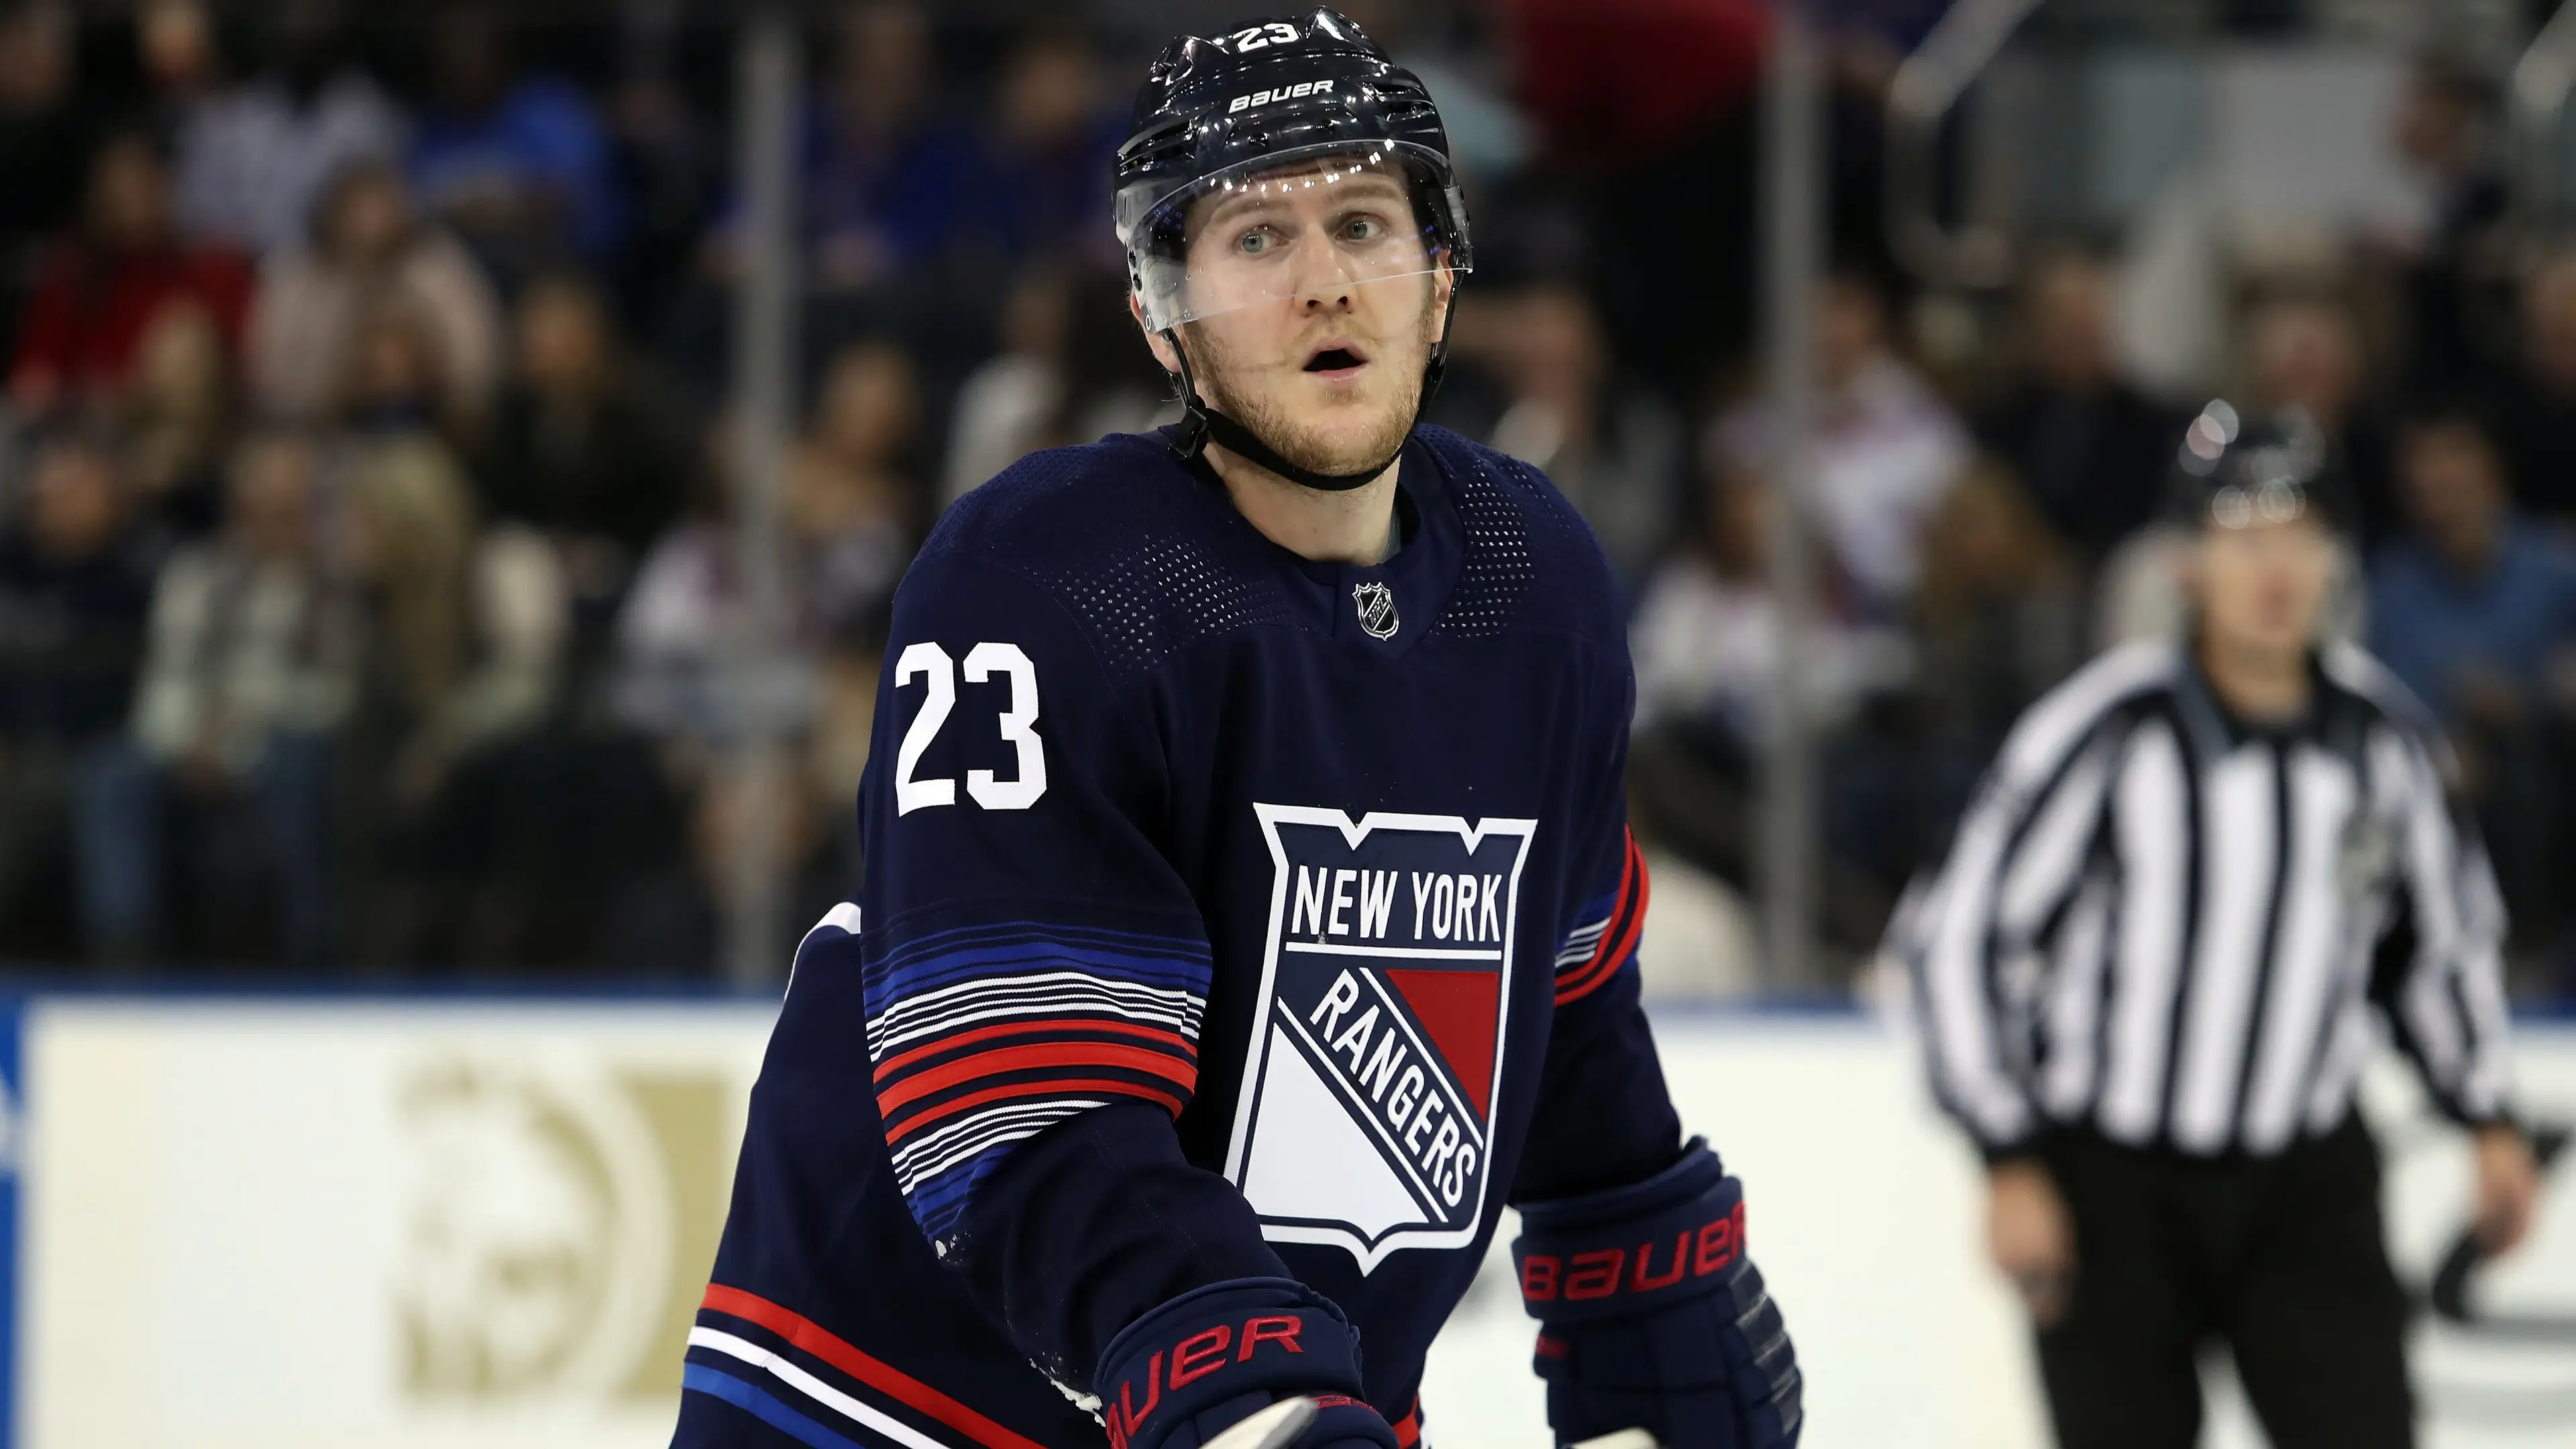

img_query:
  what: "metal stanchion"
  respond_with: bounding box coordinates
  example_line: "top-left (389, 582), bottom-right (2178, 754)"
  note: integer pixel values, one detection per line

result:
top-left (724, 11), bottom-right (801, 987)
top-left (1760, 3), bottom-right (1824, 990)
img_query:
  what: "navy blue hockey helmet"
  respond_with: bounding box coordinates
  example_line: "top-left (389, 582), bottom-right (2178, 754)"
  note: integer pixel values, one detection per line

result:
top-left (2167, 401), bottom-right (2351, 533)
top-left (1115, 9), bottom-right (1472, 488)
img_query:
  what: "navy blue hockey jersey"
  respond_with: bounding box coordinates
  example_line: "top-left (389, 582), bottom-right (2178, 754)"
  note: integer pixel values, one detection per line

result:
top-left (677, 426), bottom-right (1684, 1449)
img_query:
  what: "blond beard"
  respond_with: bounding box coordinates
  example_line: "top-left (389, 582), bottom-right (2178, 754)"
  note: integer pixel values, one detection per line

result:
top-left (1183, 303), bottom-right (1436, 482)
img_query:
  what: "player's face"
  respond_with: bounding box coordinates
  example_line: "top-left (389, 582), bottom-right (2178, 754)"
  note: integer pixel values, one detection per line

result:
top-left (1162, 161), bottom-right (1452, 479)
top-left (2195, 513), bottom-right (2334, 664)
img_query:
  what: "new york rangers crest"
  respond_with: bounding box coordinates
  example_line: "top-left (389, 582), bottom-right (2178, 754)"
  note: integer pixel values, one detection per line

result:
top-left (1226, 804), bottom-right (1538, 1271)
top-left (1352, 582), bottom-right (1398, 639)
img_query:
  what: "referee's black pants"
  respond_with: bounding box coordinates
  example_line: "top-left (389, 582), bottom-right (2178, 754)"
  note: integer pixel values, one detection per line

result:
top-left (2033, 1114), bottom-right (2414, 1449)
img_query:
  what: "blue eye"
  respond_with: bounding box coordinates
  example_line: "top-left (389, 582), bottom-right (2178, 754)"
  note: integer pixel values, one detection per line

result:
top-left (1342, 215), bottom-right (1383, 242)
top-left (1237, 227), bottom-right (1277, 256)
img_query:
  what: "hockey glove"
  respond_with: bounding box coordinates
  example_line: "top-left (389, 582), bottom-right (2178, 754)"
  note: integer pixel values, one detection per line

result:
top-left (1513, 1140), bottom-right (1803, 1449)
top-left (1095, 1278), bottom-right (1400, 1449)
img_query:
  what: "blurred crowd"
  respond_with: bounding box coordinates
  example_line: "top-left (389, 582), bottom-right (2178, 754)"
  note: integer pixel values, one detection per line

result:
top-left (2, 0), bottom-right (2573, 994)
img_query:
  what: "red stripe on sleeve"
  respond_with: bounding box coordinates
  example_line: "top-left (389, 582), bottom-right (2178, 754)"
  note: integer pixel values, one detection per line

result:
top-left (1557, 833), bottom-right (1650, 1006)
top-left (881, 1075), bottom-right (1189, 1144)
top-left (871, 1016), bottom-right (1196, 1085)
top-left (699, 1283), bottom-right (1051, 1449)
top-left (875, 1039), bottom-right (1199, 1114)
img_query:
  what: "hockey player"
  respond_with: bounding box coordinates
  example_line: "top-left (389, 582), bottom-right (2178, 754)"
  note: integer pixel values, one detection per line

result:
top-left (674, 12), bottom-right (1802, 1449)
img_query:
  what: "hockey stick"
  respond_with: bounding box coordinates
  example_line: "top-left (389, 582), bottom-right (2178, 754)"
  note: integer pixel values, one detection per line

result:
top-left (1200, 1401), bottom-right (1667, 1449)
top-left (1203, 1398), bottom-right (1321, 1449)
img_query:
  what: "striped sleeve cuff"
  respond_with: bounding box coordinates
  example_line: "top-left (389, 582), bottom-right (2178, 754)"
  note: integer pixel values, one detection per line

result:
top-left (864, 920), bottom-right (1212, 1246)
top-left (1554, 829), bottom-right (1648, 1008)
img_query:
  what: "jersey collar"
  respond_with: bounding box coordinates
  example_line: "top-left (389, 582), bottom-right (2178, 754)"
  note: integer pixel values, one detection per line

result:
top-left (1169, 428), bottom-right (1464, 660)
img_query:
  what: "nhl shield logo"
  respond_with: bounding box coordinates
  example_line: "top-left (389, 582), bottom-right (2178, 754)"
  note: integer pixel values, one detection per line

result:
top-left (1225, 804), bottom-right (1538, 1271)
top-left (1351, 582), bottom-right (1399, 640)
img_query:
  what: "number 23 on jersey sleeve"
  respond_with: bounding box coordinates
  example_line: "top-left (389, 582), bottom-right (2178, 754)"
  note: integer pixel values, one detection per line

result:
top-left (856, 548), bottom-right (1214, 1254)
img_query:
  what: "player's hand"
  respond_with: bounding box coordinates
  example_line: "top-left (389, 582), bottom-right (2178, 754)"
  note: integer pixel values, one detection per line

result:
top-left (1986, 1159), bottom-right (2075, 1326)
top-left (1095, 1279), bottom-right (1397, 1449)
top-left (2473, 1123), bottom-right (2540, 1256)
top-left (1515, 1140), bottom-right (1802, 1449)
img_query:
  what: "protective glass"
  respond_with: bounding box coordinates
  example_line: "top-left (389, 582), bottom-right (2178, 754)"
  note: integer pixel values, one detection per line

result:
top-left (1118, 142), bottom-right (1468, 331)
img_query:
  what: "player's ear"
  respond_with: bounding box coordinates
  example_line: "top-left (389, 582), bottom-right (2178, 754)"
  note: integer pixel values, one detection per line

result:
top-left (1429, 259), bottom-right (1456, 347)
top-left (1130, 292), bottom-right (1183, 374)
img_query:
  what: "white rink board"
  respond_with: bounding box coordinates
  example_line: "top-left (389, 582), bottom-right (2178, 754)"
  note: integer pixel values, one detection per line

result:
top-left (18, 998), bottom-right (2576, 1448)
top-left (19, 998), bottom-right (778, 1449)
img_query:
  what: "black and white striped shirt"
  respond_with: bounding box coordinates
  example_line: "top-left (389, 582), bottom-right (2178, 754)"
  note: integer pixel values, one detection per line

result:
top-left (1900, 639), bottom-right (2513, 1160)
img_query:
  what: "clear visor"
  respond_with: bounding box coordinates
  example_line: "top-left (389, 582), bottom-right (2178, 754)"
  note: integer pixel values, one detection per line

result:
top-left (1120, 144), bottom-right (1466, 331)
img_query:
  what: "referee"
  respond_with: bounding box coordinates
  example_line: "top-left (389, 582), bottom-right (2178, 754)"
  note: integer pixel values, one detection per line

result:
top-left (1901, 405), bottom-right (2542, 1449)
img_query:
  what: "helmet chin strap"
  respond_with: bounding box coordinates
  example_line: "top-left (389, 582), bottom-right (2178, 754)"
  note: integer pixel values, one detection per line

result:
top-left (1161, 286), bottom-right (1457, 494)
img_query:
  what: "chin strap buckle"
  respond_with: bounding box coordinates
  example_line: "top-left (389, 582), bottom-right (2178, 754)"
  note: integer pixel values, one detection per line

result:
top-left (1171, 401), bottom-right (1211, 462)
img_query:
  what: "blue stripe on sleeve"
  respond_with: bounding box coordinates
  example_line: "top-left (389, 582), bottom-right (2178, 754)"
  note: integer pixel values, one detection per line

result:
top-left (869, 939), bottom-right (1211, 1002)
top-left (681, 1363), bottom-right (871, 1449)
top-left (877, 916), bottom-right (1211, 965)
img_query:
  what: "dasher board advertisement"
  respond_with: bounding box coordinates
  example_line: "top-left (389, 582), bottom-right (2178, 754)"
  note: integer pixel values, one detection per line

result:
top-left (12, 998), bottom-right (2576, 1449)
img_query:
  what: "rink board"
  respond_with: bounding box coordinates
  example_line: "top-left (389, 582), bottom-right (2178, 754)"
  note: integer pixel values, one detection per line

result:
top-left (9, 994), bottom-right (2576, 1449)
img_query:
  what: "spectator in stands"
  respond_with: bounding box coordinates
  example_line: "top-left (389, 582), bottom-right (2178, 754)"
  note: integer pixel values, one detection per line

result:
top-left (0, 1), bottom-right (97, 338)
top-left (9, 126), bottom-right (253, 413)
top-left (1972, 250), bottom-right (2179, 565)
top-left (1486, 280), bottom-right (1686, 593)
top-left (250, 158), bottom-right (502, 429)
top-left (597, 0), bottom-right (721, 328)
top-left (474, 272), bottom-right (700, 644)
top-left (131, 0), bottom-right (219, 119)
top-left (788, 339), bottom-right (920, 639)
top-left (941, 263), bottom-right (1072, 504)
top-left (806, 633), bottom-right (879, 870)
top-left (596, 740), bottom-right (846, 978)
top-left (1048, 261), bottom-right (1181, 442)
top-left (1499, 0), bottom-right (1768, 386)
top-left (614, 337), bottom-right (921, 747)
top-left (335, 436), bottom-right (567, 963)
top-left (0, 421), bottom-right (158, 747)
top-left (2383, 49), bottom-right (2508, 395)
top-left (1627, 457), bottom-right (1891, 953)
top-left (74, 429), bottom-right (356, 964)
top-left (2489, 247), bottom-right (2576, 525)
top-left (118, 302), bottom-right (232, 535)
top-left (1708, 266), bottom-right (1971, 617)
top-left (409, 5), bottom-right (621, 282)
top-left (2369, 403), bottom-right (2576, 951)
top-left (1631, 464), bottom-right (1788, 753)
top-left (938, 264), bottom-right (1171, 506)
top-left (1908, 460), bottom-right (2086, 828)
top-left (333, 294), bottom-right (467, 443)
top-left (953, 28), bottom-right (1122, 272)
top-left (346, 439), bottom-right (567, 798)
top-left (796, 1), bottom-right (974, 293)
top-left (2243, 291), bottom-right (2398, 545)
top-left (0, 423), bottom-right (159, 951)
top-left (168, 0), bottom-right (405, 256)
